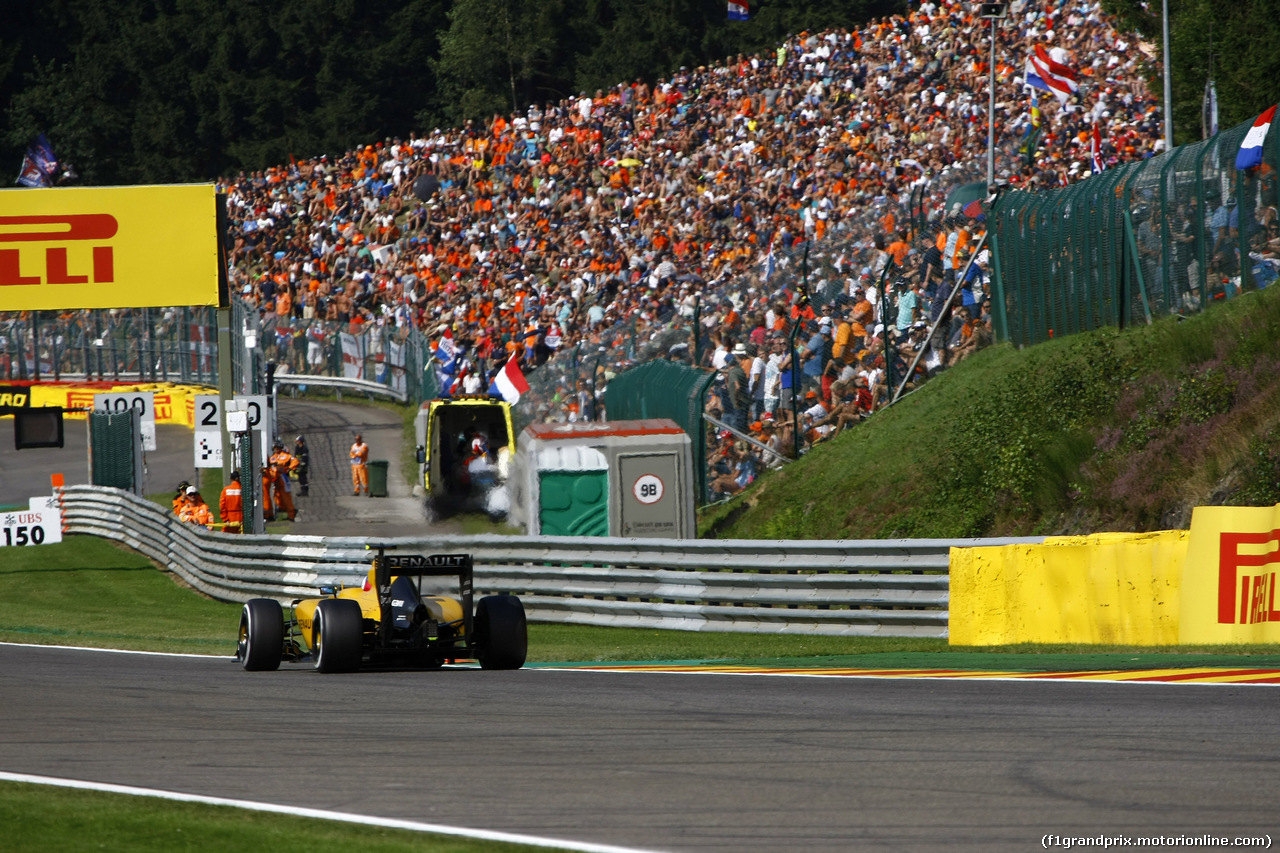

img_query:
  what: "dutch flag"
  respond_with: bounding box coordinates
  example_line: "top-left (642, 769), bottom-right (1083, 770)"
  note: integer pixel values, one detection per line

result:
top-left (1236, 105), bottom-right (1276, 171)
top-left (1024, 46), bottom-right (1079, 105)
top-left (489, 355), bottom-right (530, 404)
top-left (727, 1), bottom-right (749, 21)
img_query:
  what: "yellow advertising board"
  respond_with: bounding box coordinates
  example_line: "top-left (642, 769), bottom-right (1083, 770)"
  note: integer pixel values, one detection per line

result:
top-left (0, 184), bottom-right (224, 310)
top-left (949, 531), bottom-right (1187, 646)
top-left (1180, 505), bottom-right (1280, 643)
top-left (24, 382), bottom-right (213, 426)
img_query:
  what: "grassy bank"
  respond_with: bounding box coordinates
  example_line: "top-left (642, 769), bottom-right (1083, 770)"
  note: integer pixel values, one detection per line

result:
top-left (703, 284), bottom-right (1280, 540)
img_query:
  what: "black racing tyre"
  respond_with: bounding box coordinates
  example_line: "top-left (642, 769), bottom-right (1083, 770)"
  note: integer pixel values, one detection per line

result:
top-left (473, 595), bottom-right (527, 670)
top-left (238, 599), bottom-right (284, 672)
top-left (312, 599), bottom-right (364, 673)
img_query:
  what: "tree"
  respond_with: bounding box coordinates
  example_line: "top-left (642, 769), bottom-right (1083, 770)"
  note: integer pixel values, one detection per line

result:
top-left (432, 0), bottom-right (562, 127)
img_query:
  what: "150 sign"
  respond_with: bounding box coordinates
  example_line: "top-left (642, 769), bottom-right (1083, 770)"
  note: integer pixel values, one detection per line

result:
top-left (1, 498), bottom-right (62, 547)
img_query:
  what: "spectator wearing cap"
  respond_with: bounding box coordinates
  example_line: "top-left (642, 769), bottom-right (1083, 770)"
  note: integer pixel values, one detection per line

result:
top-left (801, 389), bottom-right (833, 444)
top-left (178, 486), bottom-right (214, 528)
top-left (896, 279), bottom-right (924, 332)
top-left (172, 480), bottom-right (192, 516)
top-left (801, 318), bottom-right (831, 394)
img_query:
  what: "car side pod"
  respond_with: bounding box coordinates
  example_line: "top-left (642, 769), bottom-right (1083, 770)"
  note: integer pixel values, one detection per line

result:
top-left (239, 599), bottom-right (285, 671)
top-left (312, 598), bottom-right (364, 673)
top-left (473, 594), bottom-right (528, 670)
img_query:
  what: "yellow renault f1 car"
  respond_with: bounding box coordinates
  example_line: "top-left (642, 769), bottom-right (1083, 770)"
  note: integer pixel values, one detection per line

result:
top-left (236, 549), bottom-right (526, 673)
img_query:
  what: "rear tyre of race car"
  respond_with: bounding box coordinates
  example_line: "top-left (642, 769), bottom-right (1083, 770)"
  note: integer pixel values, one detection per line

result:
top-left (313, 599), bottom-right (364, 673)
top-left (239, 599), bottom-right (284, 672)
top-left (473, 595), bottom-right (527, 670)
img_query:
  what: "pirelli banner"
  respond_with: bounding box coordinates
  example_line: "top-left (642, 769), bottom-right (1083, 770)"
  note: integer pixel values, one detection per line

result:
top-left (1181, 505), bottom-right (1280, 643)
top-left (0, 184), bottom-right (227, 310)
top-left (950, 504), bottom-right (1280, 645)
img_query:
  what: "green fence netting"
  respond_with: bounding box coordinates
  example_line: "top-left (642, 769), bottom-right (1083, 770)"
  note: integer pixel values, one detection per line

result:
top-left (89, 411), bottom-right (136, 490)
top-left (993, 108), bottom-right (1280, 347)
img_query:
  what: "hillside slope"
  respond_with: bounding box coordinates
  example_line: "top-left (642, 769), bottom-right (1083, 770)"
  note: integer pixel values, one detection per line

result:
top-left (704, 285), bottom-right (1280, 540)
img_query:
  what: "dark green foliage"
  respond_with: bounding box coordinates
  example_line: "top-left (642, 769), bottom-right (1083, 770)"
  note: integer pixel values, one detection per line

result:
top-left (1101, 0), bottom-right (1280, 142)
top-left (1235, 431), bottom-right (1280, 507)
top-left (2, 0), bottom-right (904, 184)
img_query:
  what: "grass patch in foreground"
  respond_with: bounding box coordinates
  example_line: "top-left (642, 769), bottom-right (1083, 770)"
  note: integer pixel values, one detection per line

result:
top-left (0, 781), bottom-right (554, 853)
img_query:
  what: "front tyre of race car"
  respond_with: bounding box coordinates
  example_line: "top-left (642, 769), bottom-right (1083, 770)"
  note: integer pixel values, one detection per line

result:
top-left (238, 599), bottom-right (284, 671)
top-left (312, 598), bottom-right (364, 673)
top-left (473, 595), bottom-right (527, 670)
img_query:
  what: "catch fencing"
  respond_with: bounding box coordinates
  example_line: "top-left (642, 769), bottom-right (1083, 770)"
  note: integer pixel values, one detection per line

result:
top-left (991, 109), bottom-right (1280, 347)
top-left (58, 484), bottom-right (1044, 638)
top-left (0, 297), bottom-right (440, 406)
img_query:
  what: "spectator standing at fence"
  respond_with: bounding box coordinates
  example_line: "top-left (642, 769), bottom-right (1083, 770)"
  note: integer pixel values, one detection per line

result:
top-left (293, 435), bottom-right (311, 496)
top-left (722, 350), bottom-right (749, 433)
top-left (350, 433), bottom-right (370, 496)
top-left (801, 318), bottom-right (830, 394)
top-left (269, 441), bottom-right (299, 520)
top-left (219, 472), bottom-right (243, 534)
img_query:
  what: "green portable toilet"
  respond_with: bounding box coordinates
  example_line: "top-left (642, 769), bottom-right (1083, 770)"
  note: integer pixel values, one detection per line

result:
top-left (534, 445), bottom-right (610, 536)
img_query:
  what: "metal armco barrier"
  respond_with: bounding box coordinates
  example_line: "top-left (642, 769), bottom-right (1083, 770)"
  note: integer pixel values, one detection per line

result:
top-left (58, 485), bottom-right (1044, 638)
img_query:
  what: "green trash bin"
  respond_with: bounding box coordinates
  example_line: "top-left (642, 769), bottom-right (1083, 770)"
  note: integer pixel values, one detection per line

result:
top-left (367, 460), bottom-right (389, 497)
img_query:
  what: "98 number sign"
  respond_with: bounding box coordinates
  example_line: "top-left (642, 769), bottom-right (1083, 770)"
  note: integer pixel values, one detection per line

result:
top-left (632, 474), bottom-right (665, 505)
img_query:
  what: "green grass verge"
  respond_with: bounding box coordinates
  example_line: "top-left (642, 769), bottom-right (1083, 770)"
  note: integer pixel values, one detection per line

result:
top-left (0, 781), bottom-right (555, 853)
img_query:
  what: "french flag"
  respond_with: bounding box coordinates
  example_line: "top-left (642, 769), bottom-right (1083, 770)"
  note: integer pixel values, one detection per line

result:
top-left (727, 1), bottom-right (748, 21)
top-left (1236, 105), bottom-right (1276, 170)
top-left (1025, 46), bottom-right (1078, 105)
top-left (489, 355), bottom-right (530, 404)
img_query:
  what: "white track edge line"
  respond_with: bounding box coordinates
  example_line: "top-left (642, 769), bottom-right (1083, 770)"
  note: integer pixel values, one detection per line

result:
top-left (0, 771), bottom-right (668, 853)
top-left (0, 641), bottom-right (227, 659)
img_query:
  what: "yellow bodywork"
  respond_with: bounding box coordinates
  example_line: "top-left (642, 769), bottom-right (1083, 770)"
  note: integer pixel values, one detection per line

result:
top-left (294, 567), bottom-right (466, 651)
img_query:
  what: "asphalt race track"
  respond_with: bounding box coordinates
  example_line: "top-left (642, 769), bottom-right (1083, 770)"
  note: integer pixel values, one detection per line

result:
top-left (3, 645), bottom-right (1278, 852)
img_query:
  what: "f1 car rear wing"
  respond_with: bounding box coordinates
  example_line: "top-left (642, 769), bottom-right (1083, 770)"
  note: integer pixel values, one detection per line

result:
top-left (367, 546), bottom-right (474, 646)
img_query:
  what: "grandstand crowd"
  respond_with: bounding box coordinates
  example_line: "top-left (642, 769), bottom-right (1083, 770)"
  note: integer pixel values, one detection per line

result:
top-left (215, 0), bottom-right (1164, 498)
